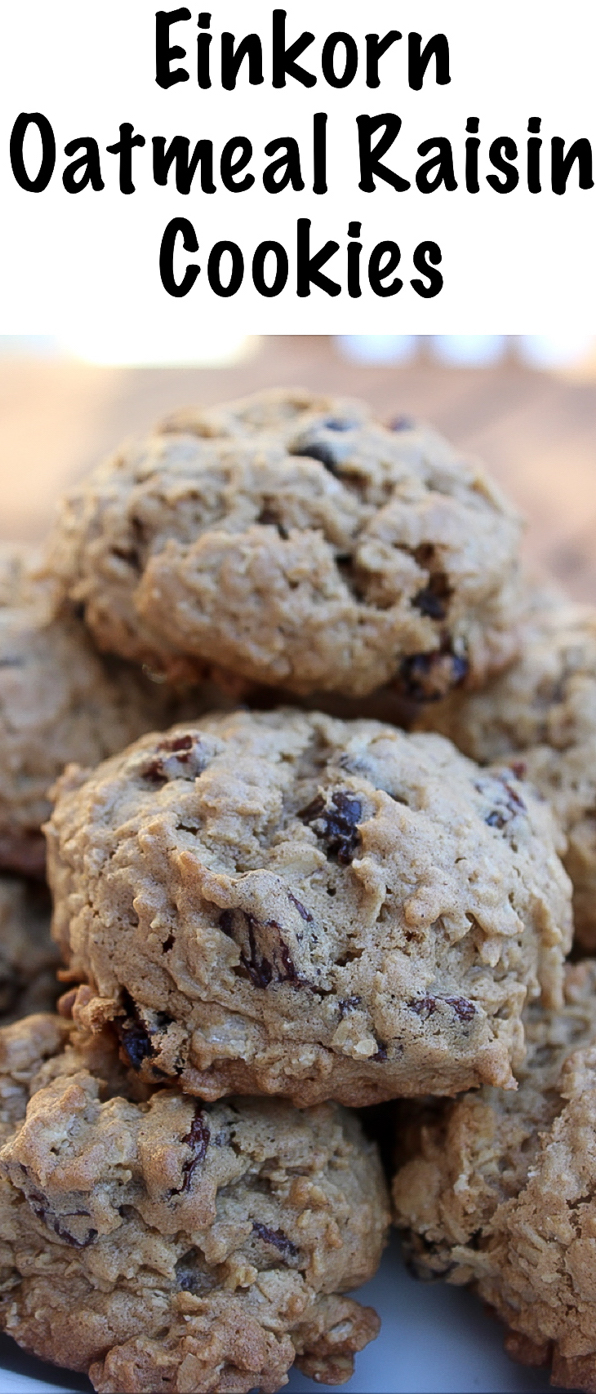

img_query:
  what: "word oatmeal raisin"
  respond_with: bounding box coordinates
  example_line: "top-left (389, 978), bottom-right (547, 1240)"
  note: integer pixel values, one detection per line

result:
top-left (43, 388), bottom-right (523, 699)
top-left (46, 708), bottom-right (572, 1106)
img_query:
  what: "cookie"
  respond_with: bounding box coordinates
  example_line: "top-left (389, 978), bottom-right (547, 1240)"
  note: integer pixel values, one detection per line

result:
top-left (46, 708), bottom-right (571, 1106)
top-left (392, 959), bottom-right (596, 1394)
top-left (0, 1013), bottom-right (388, 1393)
top-left (0, 1012), bottom-right (71, 1146)
top-left (414, 587), bottom-right (596, 949)
top-left (0, 875), bottom-right (60, 1022)
top-left (43, 388), bottom-right (523, 699)
top-left (0, 543), bottom-right (225, 879)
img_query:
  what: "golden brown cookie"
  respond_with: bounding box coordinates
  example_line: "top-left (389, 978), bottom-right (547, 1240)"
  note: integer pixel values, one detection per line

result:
top-left (46, 708), bottom-right (571, 1105)
top-left (43, 388), bottom-right (523, 699)
top-left (0, 1013), bottom-right (388, 1393)
top-left (414, 586), bottom-right (596, 949)
top-left (0, 542), bottom-right (226, 878)
top-left (392, 959), bottom-right (596, 1394)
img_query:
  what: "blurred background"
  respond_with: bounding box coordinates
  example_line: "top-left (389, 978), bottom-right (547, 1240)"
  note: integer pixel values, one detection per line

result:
top-left (2, 331), bottom-right (596, 600)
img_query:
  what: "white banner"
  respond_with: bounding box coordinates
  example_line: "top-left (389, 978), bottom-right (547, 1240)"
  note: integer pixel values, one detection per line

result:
top-left (0, 0), bottom-right (594, 332)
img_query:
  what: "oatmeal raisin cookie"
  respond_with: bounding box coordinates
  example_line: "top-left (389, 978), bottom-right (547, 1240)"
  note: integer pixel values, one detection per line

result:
top-left (0, 1014), bottom-right (387, 1392)
top-left (415, 587), bottom-right (596, 949)
top-left (0, 543), bottom-right (221, 878)
top-left (392, 959), bottom-right (596, 1393)
top-left (43, 388), bottom-right (523, 699)
top-left (46, 708), bottom-right (571, 1105)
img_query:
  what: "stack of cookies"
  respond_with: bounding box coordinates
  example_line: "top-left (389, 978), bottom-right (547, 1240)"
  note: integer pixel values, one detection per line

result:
top-left (0, 387), bottom-right (594, 1392)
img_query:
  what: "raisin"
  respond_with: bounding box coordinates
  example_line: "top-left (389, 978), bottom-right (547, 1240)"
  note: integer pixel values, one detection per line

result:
top-left (290, 420), bottom-right (357, 474)
top-left (142, 734), bottom-right (206, 784)
top-left (299, 790), bottom-right (362, 864)
top-left (30, 1196), bottom-right (97, 1248)
top-left (400, 649), bottom-right (468, 702)
top-left (501, 778), bottom-right (525, 812)
top-left (287, 891), bottom-right (313, 922)
top-left (158, 734), bottom-right (194, 757)
top-left (483, 772), bottom-right (526, 829)
top-left (119, 1020), bottom-right (154, 1070)
top-left (412, 571), bottom-right (452, 622)
top-left (510, 761), bottom-right (527, 781)
top-left (117, 993), bottom-right (156, 1071)
top-left (443, 996), bottom-right (476, 1022)
top-left (219, 909), bottom-right (300, 989)
top-left (410, 996), bottom-right (438, 1018)
top-left (180, 1107), bottom-right (211, 1192)
top-left (252, 1222), bottom-right (299, 1259)
top-left (298, 793), bottom-right (325, 823)
top-left (409, 996), bottom-right (476, 1023)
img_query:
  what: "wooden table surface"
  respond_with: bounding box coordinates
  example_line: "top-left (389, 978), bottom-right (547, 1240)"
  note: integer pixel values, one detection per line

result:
top-left (2, 335), bottom-right (596, 602)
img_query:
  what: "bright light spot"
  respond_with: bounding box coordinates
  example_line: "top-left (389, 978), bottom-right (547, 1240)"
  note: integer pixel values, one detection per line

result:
top-left (516, 335), bottom-right (596, 369)
top-left (56, 327), bottom-right (255, 368)
top-left (336, 335), bottom-right (417, 365)
top-left (431, 335), bottom-right (507, 366)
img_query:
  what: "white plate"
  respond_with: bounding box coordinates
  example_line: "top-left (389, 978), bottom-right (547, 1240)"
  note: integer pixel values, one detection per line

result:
top-left (0, 1233), bottom-right (561, 1394)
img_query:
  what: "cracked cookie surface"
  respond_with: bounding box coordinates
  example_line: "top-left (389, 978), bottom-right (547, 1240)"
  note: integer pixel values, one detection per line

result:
top-left (43, 388), bottom-right (523, 699)
top-left (392, 960), bottom-right (596, 1394)
top-left (46, 707), bottom-right (571, 1105)
top-left (0, 1013), bottom-right (387, 1393)
top-left (414, 587), bottom-right (596, 950)
top-left (0, 543), bottom-right (222, 879)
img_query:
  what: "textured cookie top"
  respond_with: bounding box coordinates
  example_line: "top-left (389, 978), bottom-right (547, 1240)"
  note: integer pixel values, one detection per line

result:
top-left (47, 708), bottom-right (571, 1106)
top-left (415, 588), bottom-right (596, 950)
top-left (0, 876), bottom-right (60, 1023)
top-left (0, 543), bottom-right (219, 879)
top-left (0, 1012), bottom-right (387, 1393)
top-left (415, 585), bottom-right (596, 758)
top-left (44, 388), bottom-right (523, 698)
top-left (0, 1011), bottom-right (70, 1145)
top-left (392, 960), bottom-right (596, 1393)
